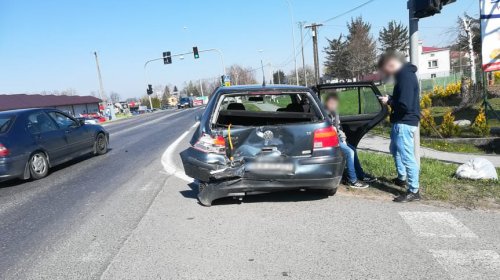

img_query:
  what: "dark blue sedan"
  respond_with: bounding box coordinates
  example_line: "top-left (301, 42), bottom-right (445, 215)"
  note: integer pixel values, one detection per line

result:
top-left (0, 108), bottom-right (109, 182)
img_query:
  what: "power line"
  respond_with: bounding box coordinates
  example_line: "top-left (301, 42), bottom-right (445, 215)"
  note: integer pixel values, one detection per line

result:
top-left (277, 30), bottom-right (312, 68)
top-left (321, 0), bottom-right (375, 24)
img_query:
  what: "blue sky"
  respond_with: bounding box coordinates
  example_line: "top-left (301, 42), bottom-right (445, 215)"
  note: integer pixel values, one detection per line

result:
top-left (0, 0), bottom-right (479, 99)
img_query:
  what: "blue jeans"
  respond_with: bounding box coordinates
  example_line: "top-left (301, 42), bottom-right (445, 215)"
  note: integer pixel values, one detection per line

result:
top-left (390, 123), bottom-right (420, 193)
top-left (339, 141), bottom-right (365, 183)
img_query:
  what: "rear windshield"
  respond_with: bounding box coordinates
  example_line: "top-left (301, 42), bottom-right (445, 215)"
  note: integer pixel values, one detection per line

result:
top-left (215, 91), bottom-right (323, 127)
top-left (0, 117), bottom-right (14, 134)
top-left (180, 98), bottom-right (190, 102)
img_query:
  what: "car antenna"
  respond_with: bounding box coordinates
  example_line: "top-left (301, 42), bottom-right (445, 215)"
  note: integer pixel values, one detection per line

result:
top-left (260, 59), bottom-right (266, 86)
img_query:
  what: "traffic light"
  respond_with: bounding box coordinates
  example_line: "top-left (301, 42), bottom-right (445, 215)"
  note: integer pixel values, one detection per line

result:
top-left (193, 47), bottom-right (199, 59)
top-left (147, 84), bottom-right (153, 95)
top-left (414, 0), bottom-right (456, 19)
top-left (163, 51), bottom-right (172, 64)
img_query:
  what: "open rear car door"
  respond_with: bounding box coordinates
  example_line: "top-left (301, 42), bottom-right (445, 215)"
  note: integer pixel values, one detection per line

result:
top-left (315, 82), bottom-right (388, 147)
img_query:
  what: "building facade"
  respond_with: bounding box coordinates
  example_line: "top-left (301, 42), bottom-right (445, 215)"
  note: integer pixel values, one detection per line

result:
top-left (418, 45), bottom-right (451, 79)
top-left (0, 94), bottom-right (101, 116)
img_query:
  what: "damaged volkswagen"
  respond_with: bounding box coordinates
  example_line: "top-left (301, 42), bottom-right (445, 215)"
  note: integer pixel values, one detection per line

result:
top-left (180, 84), bottom-right (387, 206)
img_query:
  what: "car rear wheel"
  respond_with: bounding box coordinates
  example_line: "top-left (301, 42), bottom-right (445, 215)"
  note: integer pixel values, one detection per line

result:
top-left (94, 133), bottom-right (108, 155)
top-left (29, 152), bottom-right (49, 180)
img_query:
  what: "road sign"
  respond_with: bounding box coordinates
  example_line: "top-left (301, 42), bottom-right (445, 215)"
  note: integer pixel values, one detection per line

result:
top-left (481, 0), bottom-right (500, 72)
top-left (221, 75), bottom-right (231, 87)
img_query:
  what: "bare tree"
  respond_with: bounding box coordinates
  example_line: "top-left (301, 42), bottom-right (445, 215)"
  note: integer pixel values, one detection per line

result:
top-left (109, 92), bottom-right (121, 103)
top-left (287, 66), bottom-right (315, 86)
top-left (228, 64), bottom-right (257, 85)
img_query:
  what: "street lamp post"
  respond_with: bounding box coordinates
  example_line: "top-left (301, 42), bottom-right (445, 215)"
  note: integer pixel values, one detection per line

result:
top-left (284, 0), bottom-right (299, 86)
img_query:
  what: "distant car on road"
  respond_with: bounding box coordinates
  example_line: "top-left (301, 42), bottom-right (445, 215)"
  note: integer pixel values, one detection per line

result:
top-left (180, 84), bottom-right (387, 206)
top-left (0, 108), bottom-right (109, 182)
top-left (177, 97), bottom-right (193, 109)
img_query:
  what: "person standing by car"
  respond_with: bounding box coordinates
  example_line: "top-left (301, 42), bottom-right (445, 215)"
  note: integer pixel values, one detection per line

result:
top-left (324, 95), bottom-right (376, 189)
top-left (377, 52), bottom-right (421, 203)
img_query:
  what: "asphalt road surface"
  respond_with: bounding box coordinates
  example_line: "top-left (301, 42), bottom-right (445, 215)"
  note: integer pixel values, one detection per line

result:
top-left (1, 108), bottom-right (499, 280)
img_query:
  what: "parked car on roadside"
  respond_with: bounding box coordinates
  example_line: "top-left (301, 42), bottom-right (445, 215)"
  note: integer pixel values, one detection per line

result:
top-left (0, 108), bottom-right (109, 182)
top-left (180, 83), bottom-right (387, 206)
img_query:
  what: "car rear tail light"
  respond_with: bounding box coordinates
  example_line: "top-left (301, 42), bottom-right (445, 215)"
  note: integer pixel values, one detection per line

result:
top-left (193, 134), bottom-right (226, 154)
top-left (313, 126), bottom-right (339, 149)
top-left (0, 143), bottom-right (9, 157)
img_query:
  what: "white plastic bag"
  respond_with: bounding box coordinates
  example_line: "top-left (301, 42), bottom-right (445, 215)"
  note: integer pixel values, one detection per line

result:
top-left (455, 158), bottom-right (498, 180)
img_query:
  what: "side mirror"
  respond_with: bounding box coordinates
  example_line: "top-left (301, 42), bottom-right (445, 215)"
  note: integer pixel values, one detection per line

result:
top-left (195, 114), bottom-right (202, 122)
top-left (78, 119), bottom-right (86, 126)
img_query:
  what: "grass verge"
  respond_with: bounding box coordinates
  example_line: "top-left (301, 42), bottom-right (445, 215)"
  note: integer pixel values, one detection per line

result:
top-left (369, 125), bottom-right (490, 154)
top-left (357, 151), bottom-right (500, 209)
top-left (420, 139), bottom-right (485, 154)
top-left (241, 102), bottom-right (262, 112)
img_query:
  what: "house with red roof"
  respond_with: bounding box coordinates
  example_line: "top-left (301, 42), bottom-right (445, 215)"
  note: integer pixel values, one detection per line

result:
top-left (0, 94), bottom-right (101, 116)
top-left (417, 43), bottom-right (451, 79)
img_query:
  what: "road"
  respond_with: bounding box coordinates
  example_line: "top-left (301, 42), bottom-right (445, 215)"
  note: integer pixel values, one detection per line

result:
top-left (1, 108), bottom-right (499, 279)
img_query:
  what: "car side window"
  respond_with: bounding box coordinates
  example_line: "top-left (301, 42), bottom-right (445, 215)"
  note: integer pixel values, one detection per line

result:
top-left (27, 112), bottom-right (58, 134)
top-left (360, 87), bottom-right (382, 115)
top-left (48, 112), bottom-right (77, 129)
top-left (321, 86), bottom-right (381, 116)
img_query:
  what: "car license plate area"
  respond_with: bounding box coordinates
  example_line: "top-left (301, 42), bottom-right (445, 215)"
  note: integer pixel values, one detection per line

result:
top-left (245, 161), bottom-right (294, 175)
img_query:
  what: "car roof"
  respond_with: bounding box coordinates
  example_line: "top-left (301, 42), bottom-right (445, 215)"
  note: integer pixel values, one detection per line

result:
top-left (0, 108), bottom-right (46, 116)
top-left (217, 84), bottom-right (310, 93)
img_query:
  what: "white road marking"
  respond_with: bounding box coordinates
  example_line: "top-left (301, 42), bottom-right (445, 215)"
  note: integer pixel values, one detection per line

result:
top-left (111, 108), bottom-right (198, 136)
top-left (430, 250), bottom-right (500, 280)
top-left (399, 212), bottom-right (478, 238)
top-left (161, 122), bottom-right (199, 182)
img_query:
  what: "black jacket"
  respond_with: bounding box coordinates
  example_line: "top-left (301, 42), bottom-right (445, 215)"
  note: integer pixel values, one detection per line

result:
top-left (388, 63), bottom-right (420, 126)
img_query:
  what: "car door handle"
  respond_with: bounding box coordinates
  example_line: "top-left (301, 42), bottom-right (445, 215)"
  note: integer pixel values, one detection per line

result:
top-left (65, 130), bottom-right (71, 134)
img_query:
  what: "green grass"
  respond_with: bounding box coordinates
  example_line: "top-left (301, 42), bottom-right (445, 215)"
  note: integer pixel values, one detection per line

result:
top-left (270, 96), bottom-right (292, 108)
top-left (241, 102), bottom-right (262, 112)
top-left (420, 139), bottom-right (485, 154)
top-left (369, 124), bottom-right (488, 154)
top-left (358, 151), bottom-right (500, 208)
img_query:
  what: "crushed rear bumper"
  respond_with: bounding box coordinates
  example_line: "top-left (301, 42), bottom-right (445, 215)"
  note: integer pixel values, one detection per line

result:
top-left (197, 176), bottom-right (342, 206)
top-left (180, 147), bottom-right (345, 206)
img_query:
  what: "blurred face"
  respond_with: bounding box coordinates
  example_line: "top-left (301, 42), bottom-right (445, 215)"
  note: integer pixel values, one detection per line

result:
top-left (380, 57), bottom-right (403, 76)
top-left (325, 97), bottom-right (339, 112)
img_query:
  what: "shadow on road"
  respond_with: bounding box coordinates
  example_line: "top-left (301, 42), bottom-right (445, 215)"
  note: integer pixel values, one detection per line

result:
top-left (180, 181), bottom-right (329, 206)
top-left (365, 178), bottom-right (405, 196)
top-left (0, 149), bottom-right (113, 189)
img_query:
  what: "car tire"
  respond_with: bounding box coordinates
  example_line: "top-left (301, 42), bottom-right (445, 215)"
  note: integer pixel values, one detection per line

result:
top-left (94, 133), bottom-right (108, 155)
top-left (29, 152), bottom-right (49, 180)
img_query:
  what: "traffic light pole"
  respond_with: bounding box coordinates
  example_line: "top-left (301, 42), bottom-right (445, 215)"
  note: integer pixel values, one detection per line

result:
top-left (408, 0), bottom-right (420, 166)
top-left (144, 49), bottom-right (226, 104)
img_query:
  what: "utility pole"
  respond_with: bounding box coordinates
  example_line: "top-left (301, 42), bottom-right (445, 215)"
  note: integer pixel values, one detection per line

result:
top-left (408, 0), bottom-right (420, 165)
top-left (199, 79), bottom-right (204, 97)
top-left (93, 51), bottom-right (106, 104)
top-left (284, 0), bottom-right (299, 85)
top-left (305, 23), bottom-right (322, 85)
top-left (298, 21), bottom-right (307, 86)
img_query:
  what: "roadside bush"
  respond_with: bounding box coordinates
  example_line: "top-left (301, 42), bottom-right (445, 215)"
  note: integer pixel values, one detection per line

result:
top-left (439, 110), bottom-right (460, 138)
top-left (494, 71), bottom-right (500, 83)
top-left (445, 82), bottom-right (461, 97)
top-left (420, 108), bottom-right (436, 136)
top-left (431, 82), bottom-right (461, 98)
top-left (471, 107), bottom-right (490, 137)
top-left (420, 93), bottom-right (432, 109)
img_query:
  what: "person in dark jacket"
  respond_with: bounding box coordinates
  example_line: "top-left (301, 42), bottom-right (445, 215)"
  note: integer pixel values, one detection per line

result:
top-left (377, 52), bottom-right (421, 203)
